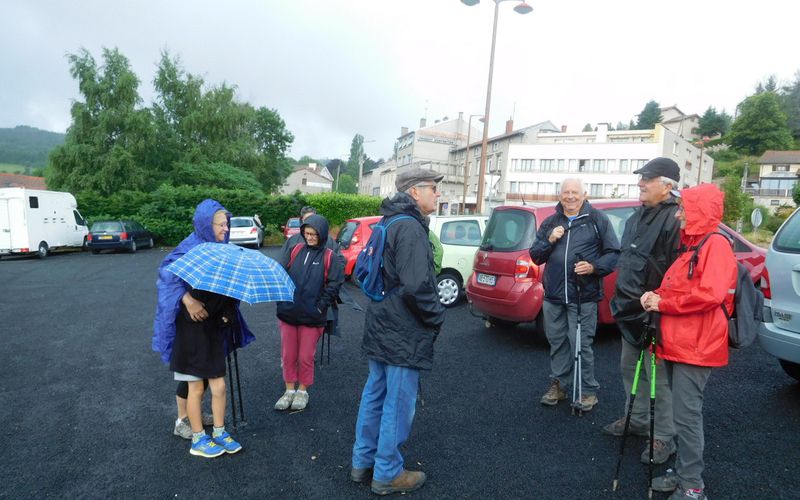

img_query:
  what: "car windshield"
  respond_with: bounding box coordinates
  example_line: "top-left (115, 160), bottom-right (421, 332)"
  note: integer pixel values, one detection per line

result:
top-left (480, 210), bottom-right (536, 252)
top-left (91, 221), bottom-right (123, 232)
top-left (288, 218), bottom-right (301, 228)
top-left (337, 221), bottom-right (358, 249)
top-left (230, 218), bottom-right (253, 228)
top-left (774, 209), bottom-right (800, 253)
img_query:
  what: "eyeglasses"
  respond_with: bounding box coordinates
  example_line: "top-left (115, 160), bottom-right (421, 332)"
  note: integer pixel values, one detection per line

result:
top-left (415, 183), bottom-right (438, 193)
top-left (303, 231), bottom-right (319, 238)
top-left (213, 222), bottom-right (229, 229)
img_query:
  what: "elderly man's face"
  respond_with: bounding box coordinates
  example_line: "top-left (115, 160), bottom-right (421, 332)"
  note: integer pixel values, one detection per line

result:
top-left (559, 181), bottom-right (586, 215)
top-left (638, 175), bottom-right (673, 207)
top-left (411, 182), bottom-right (440, 216)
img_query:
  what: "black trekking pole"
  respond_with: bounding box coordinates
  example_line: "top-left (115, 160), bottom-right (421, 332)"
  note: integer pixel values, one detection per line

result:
top-left (612, 316), bottom-right (653, 492)
top-left (226, 350), bottom-right (238, 431)
top-left (646, 315), bottom-right (659, 499)
top-left (233, 342), bottom-right (245, 424)
top-left (571, 255), bottom-right (584, 417)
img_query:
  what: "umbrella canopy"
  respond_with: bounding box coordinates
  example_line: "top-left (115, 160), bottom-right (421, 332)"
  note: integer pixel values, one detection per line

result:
top-left (166, 242), bottom-right (295, 304)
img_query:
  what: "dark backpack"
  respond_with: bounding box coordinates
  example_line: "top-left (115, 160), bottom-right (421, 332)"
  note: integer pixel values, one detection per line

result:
top-left (688, 232), bottom-right (764, 348)
top-left (289, 244), bottom-right (333, 281)
top-left (354, 215), bottom-right (413, 301)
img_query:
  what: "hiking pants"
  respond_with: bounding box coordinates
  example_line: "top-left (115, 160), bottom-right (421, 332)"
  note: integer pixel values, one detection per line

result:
top-left (620, 338), bottom-right (675, 442)
top-left (542, 301), bottom-right (600, 395)
top-left (278, 320), bottom-right (323, 387)
top-left (665, 361), bottom-right (712, 491)
top-left (352, 360), bottom-right (419, 482)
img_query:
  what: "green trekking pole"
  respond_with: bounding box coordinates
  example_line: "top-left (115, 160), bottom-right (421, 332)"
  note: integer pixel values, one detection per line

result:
top-left (647, 316), bottom-right (658, 499)
top-left (612, 342), bottom-right (647, 490)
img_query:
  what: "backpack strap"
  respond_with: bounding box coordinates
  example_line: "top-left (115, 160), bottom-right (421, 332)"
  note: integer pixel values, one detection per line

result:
top-left (687, 232), bottom-right (731, 279)
top-left (288, 243), bottom-right (303, 268)
top-left (290, 243), bottom-right (333, 282)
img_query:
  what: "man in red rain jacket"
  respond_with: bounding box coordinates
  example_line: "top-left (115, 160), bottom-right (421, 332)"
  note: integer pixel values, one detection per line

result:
top-left (640, 183), bottom-right (736, 500)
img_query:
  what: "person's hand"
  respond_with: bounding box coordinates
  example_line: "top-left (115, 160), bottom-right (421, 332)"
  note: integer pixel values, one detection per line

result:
top-left (182, 292), bottom-right (208, 322)
top-left (548, 226), bottom-right (565, 244)
top-left (640, 291), bottom-right (661, 312)
top-left (574, 261), bottom-right (594, 275)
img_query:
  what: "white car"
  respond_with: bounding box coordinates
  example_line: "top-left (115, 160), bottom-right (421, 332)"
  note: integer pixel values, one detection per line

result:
top-left (758, 206), bottom-right (800, 382)
top-left (228, 216), bottom-right (264, 248)
top-left (428, 215), bottom-right (488, 307)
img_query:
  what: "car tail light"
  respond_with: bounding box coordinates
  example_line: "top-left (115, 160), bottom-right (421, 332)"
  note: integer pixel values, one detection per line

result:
top-left (515, 255), bottom-right (539, 282)
top-left (250, 227), bottom-right (257, 234)
top-left (87, 233), bottom-right (93, 241)
top-left (760, 268), bottom-right (771, 300)
top-left (120, 231), bottom-right (128, 240)
top-left (351, 235), bottom-right (359, 245)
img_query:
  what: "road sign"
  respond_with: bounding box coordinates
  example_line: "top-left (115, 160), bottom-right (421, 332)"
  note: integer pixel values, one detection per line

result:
top-left (750, 208), bottom-right (763, 230)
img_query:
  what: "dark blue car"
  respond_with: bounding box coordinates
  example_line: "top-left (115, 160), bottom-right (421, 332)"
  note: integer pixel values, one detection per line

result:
top-left (88, 220), bottom-right (154, 254)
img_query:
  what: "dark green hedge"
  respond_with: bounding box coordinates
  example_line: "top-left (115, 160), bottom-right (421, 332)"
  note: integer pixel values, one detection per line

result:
top-left (77, 185), bottom-right (383, 245)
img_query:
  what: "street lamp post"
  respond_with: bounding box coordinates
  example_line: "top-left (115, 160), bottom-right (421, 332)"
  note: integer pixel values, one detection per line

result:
top-left (695, 136), bottom-right (710, 186)
top-left (462, 0), bottom-right (532, 214)
top-left (461, 114), bottom-right (484, 214)
top-left (357, 139), bottom-right (376, 195)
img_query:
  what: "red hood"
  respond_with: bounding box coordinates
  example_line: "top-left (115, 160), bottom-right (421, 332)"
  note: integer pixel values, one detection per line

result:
top-left (681, 184), bottom-right (724, 241)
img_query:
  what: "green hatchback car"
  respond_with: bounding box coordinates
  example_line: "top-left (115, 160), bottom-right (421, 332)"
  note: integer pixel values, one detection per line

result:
top-left (428, 215), bottom-right (488, 307)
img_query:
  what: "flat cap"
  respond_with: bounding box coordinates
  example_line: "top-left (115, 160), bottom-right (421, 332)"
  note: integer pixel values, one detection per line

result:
top-left (395, 167), bottom-right (445, 193)
top-left (634, 157), bottom-right (680, 183)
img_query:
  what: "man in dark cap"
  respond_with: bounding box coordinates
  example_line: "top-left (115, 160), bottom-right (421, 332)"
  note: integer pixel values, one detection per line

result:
top-left (605, 157), bottom-right (682, 465)
top-left (350, 167), bottom-right (446, 495)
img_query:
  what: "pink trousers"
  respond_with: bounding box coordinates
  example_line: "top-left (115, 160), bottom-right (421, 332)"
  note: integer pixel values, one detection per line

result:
top-left (278, 320), bottom-right (324, 387)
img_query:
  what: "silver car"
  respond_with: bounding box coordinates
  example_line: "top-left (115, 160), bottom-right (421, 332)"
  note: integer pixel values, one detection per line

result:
top-left (758, 207), bottom-right (800, 381)
top-left (228, 216), bottom-right (264, 248)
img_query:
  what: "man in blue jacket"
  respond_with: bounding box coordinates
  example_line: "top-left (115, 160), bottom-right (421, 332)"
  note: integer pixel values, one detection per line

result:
top-left (350, 168), bottom-right (446, 495)
top-left (530, 179), bottom-right (620, 411)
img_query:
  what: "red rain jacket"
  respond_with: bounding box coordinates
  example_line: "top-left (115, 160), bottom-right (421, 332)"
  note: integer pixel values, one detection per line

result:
top-left (655, 184), bottom-right (737, 367)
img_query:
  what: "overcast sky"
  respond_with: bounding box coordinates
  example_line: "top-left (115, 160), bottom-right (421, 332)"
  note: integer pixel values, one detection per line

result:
top-left (2, 0), bottom-right (798, 162)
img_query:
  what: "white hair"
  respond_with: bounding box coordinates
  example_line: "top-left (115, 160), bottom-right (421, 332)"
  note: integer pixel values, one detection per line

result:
top-left (560, 178), bottom-right (585, 193)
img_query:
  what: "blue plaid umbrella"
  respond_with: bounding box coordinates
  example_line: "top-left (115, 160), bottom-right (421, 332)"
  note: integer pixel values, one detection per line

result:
top-left (166, 242), bottom-right (295, 304)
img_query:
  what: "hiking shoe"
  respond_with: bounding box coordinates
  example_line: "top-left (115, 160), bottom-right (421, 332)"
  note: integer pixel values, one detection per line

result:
top-left (212, 431), bottom-right (242, 454)
top-left (577, 394), bottom-right (598, 412)
top-left (652, 469), bottom-right (679, 492)
top-left (350, 466), bottom-right (373, 483)
top-left (602, 416), bottom-right (648, 437)
top-left (291, 391), bottom-right (309, 410)
top-left (174, 417), bottom-right (192, 440)
top-left (274, 390), bottom-right (295, 411)
top-left (202, 413), bottom-right (214, 426)
top-left (670, 487), bottom-right (707, 500)
top-left (189, 434), bottom-right (225, 458)
top-left (640, 438), bottom-right (677, 464)
top-left (371, 470), bottom-right (426, 495)
top-left (540, 379), bottom-right (566, 406)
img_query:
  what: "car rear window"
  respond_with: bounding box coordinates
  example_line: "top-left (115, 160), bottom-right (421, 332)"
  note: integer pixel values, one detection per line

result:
top-left (337, 221), bottom-right (358, 249)
top-left (231, 218), bottom-right (253, 228)
top-left (600, 206), bottom-right (636, 241)
top-left (440, 220), bottom-right (482, 246)
top-left (481, 210), bottom-right (536, 252)
top-left (91, 221), bottom-right (123, 232)
top-left (288, 218), bottom-right (301, 228)
top-left (774, 209), bottom-right (800, 253)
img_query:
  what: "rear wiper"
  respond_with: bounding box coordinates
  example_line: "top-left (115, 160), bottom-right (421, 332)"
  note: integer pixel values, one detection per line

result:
top-left (480, 243), bottom-right (494, 251)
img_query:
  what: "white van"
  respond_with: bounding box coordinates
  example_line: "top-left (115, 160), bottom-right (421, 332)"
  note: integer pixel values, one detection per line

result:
top-left (428, 214), bottom-right (488, 307)
top-left (0, 188), bottom-right (89, 258)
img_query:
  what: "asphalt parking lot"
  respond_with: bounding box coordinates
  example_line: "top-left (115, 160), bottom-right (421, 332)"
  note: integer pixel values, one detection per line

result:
top-left (2, 246), bottom-right (799, 499)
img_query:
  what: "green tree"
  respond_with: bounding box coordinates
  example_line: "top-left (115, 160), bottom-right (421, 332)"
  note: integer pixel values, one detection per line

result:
top-left (781, 70), bottom-right (800, 138)
top-left (346, 134), bottom-right (365, 178)
top-left (727, 92), bottom-right (794, 156)
top-left (696, 106), bottom-right (732, 137)
top-left (582, 123), bottom-right (593, 132)
top-left (793, 181), bottom-right (800, 206)
top-left (634, 100), bottom-right (662, 130)
top-left (48, 48), bottom-right (155, 194)
top-left (721, 175), bottom-right (753, 227)
top-left (336, 173), bottom-right (357, 194)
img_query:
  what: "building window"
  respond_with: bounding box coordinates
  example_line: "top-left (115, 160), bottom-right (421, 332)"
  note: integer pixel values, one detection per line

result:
top-left (578, 159), bottom-right (589, 172)
top-left (301, 178), bottom-right (307, 185)
top-left (569, 159), bottom-right (577, 172)
top-left (619, 159), bottom-right (630, 173)
top-left (773, 164), bottom-right (790, 172)
top-left (474, 148), bottom-right (480, 157)
top-left (487, 158), bottom-right (493, 172)
top-left (519, 159), bottom-right (534, 171)
top-left (589, 184), bottom-right (603, 197)
top-left (632, 159), bottom-right (646, 171)
top-left (511, 159), bottom-right (518, 171)
top-left (672, 141), bottom-right (679, 155)
top-left (492, 142), bottom-right (499, 152)
top-left (685, 160), bottom-right (693, 171)
top-left (29, 196), bottom-right (39, 209)
top-left (607, 159), bottom-right (616, 172)
top-left (557, 159), bottom-right (565, 171)
top-left (592, 159), bottom-right (605, 172)
top-left (770, 200), bottom-right (780, 206)
top-left (509, 181), bottom-right (517, 193)
top-left (540, 159), bottom-right (555, 172)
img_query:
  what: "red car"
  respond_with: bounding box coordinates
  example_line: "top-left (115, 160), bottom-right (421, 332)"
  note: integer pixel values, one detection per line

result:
top-left (282, 217), bottom-right (301, 240)
top-left (336, 215), bottom-right (382, 280)
top-left (466, 200), bottom-right (766, 329)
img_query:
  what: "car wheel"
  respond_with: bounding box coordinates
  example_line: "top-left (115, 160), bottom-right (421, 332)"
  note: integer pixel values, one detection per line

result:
top-left (130, 240), bottom-right (137, 253)
top-left (82, 237), bottom-right (88, 251)
top-left (485, 316), bottom-right (518, 329)
top-left (37, 242), bottom-right (49, 259)
top-left (436, 272), bottom-right (461, 307)
top-left (148, 237), bottom-right (154, 249)
top-left (779, 360), bottom-right (800, 382)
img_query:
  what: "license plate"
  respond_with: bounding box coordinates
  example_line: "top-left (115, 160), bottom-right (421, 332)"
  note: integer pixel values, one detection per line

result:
top-left (99, 235), bottom-right (113, 240)
top-left (476, 273), bottom-right (496, 286)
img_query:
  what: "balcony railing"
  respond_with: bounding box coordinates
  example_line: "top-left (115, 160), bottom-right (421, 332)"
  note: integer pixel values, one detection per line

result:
top-left (744, 188), bottom-right (793, 197)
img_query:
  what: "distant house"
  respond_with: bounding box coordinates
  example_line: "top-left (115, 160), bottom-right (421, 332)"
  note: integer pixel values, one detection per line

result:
top-left (280, 163), bottom-right (333, 194)
top-left (0, 173), bottom-right (46, 190)
top-left (659, 106), bottom-right (702, 142)
top-left (746, 150), bottom-right (800, 208)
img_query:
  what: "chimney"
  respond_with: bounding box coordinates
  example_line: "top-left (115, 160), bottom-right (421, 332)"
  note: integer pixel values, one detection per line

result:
top-left (505, 119), bottom-right (514, 134)
top-left (561, 125), bottom-right (567, 133)
top-left (420, 118), bottom-right (427, 128)
top-left (401, 126), bottom-right (408, 136)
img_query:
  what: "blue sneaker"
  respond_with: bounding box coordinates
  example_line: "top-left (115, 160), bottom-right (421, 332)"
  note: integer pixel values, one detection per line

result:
top-left (190, 434), bottom-right (225, 458)
top-left (213, 431), bottom-right (243, 454)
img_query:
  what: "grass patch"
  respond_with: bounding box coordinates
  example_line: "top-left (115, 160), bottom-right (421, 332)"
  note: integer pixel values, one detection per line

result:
top-left (0, 163), bottom-right (28, 174)
top-left (741, 228), bottom-right (773, 248)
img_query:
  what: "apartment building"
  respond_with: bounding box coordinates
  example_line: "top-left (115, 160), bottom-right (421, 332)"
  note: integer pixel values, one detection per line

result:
top-left (502, 123), bottom-right (713, 204)
top-left (279, 163), bottom-right (333, 194)
top-left (747, 150), bottom-right (800, 208)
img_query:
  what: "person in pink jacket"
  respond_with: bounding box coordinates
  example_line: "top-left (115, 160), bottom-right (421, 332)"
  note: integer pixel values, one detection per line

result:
top-left (641, 183), bottom-right (736, 500)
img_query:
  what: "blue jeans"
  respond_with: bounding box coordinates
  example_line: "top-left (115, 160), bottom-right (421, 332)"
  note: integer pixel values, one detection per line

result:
top-left (352, 360), bottom-right (420, 482)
